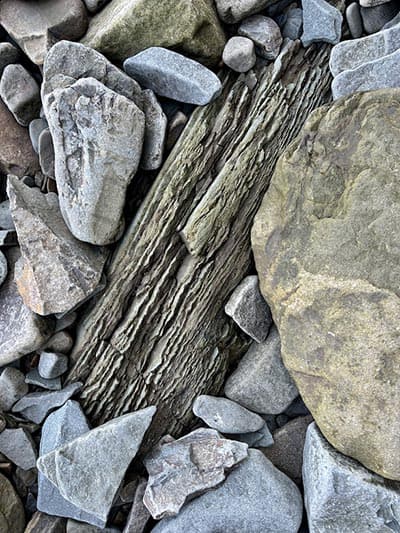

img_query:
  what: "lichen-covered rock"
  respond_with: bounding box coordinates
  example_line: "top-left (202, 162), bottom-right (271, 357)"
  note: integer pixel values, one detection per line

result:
top-left (252, 89), bottom-right (400, 480)
top-left (0, 472), bottom-right (25, 532)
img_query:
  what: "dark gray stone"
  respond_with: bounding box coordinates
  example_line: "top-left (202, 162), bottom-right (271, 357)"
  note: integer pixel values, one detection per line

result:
top-left (361, 1), bottom-right (399, 33)
top-left (215, 0), bottom-right (276, 23)
top-left (0, 64), bottom-right (41, 126)
top-left (166, 111), bottom-right (188, 152)
top-left (0, 200), bottom-right (14, 230)
top-left (346, 2), bottom-right (363, 38)
top-left (67, 520), bottom-right (120, 532)
top-left (140, 90), bottom-right (167, 170)
top-left (29, 118), bottom-right (48, 154)
top-left (227, 421), bottom-right (274, 448)
top-left (282, 8), bottom-right (303, 40)
top-left (0, 368), bottom-right (28, 411)
top-left (55, 312), bottom-right (77, 333)
top-left (0, 251), bottom-right (7, 287)
top-left (0, 43), bottom-right (20, 75)
top-left (383, 10), bottom-right (400, 28)
top-left (83, 0), bottom-right (110, 12)
top-left (45, 331), bottom-right (74, 353)
top-left (38, 351), bottom-right (68, 379)
top-left (38, 129), bottom-right (55, 178)
top-left (0, 471), bottom-right (25, 532)
top-left (361, 0), bottom-right (394, 6)
top-left (301, 0), bottom-right (342, 46)
top-left (25, 511), bottom-right (67, 533)
top-left (25, 368), bottom-right (62, 391)
top-left (0, 229), bottom-right (17, 247)
top-left (222, 36), bottom-right (256, 73)
top-left (0, 428), bottom-right (37, 470)
top-left (238, 15), bottom-right (283, 60)
top-left (123, 478), bottom-right (151, 533)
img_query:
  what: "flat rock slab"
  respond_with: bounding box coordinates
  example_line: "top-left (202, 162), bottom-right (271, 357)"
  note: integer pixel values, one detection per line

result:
top-left (123, 478), bottom-right (151, 533)
top-left (0, 472), bottom-right (25, 533)
top-left (25, 368), bottom-right (61, 391)
top-left (0, 64), bottom-right (41, 127)
top-left (0, 368), bottom-right (28, 412)
top-left (301, 0), bottom-right (342, 46)
top-left (143, 428), bottom-right (248, 519)
top-left (215, 0), bottom-right (275, 23)
top-left (124, 47), bottom-right (222, 106)
top-left (140, 90), bottom-right (167, 170)
top-left (0, 428), bottom-right (37, 470)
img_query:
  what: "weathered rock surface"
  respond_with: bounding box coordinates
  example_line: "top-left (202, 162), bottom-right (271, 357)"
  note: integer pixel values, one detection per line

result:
top-left (0, 368), bottom-right (28, 412)
top-left (25, 512), bottom-right (66, 533)
top-left (0, 471), bottom-right (25, 532)
top-left (215, 0), bottom-right (275, 23)
top-left (239, 15), bottom-right (283, 60)
top-left (153, 449), bottom-right (303, 532)
top-left (0, 200), bottom-right (14, 231)
top-left (25, 369), bottom-right (61, 391)
top-left (304, 423), bottom-right (400, 531)
top-left (283, 8), bottom-right (304, 39)
top-left (123, 478), bottom-right (151, 533)
top-left (0, 428), bottom-right (37, 470)
top-left (140, 90), bottom-right (167, 170)
top-left (0, 64), bottom-right (41, 127)
top-left (252, 89), bottom-right (400, 480)
top-left (45, 77), bottom-right (145, 245)
top-left (38, 407), bottom-right (156, 525)
top-left (222, 36), bottom-right (256, 73)
top-left (8, 176), bottom-right (106, 315)
top-left (301, 0), bottom-right (342, 46)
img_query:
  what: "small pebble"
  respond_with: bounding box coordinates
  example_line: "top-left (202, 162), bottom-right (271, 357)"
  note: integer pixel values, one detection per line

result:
top-left (83, 0), bottom-right (110, 13)
top-left (301, 0), bottom-right (343, 46)
top-left (25, 368), bottom-right (62, 391)
top-left (346, 3), bottom-right (364, 38)
top-left (38, 351), bottom-right (69, 379)
top-left (239, 15), bottom-right (283, 60)
top-left (0, 42), bottom-right (20, 75)
top-left (0, 427), bottom-right (37, 470)
top-left (0, 64), bottom-right (41, 126)
top-left (45, 331), bottom-right (74, 353)
top-left (360, 0), bottom-right (399, 33)
top-left (282, 8), bottom-right (303, 40)
top-left (229, 421), bottom-right (274, 448)
top-left (38, 129), bottom-right (55, 178)
top-left (0, 367), bottom-right (28, 411)
top-left (29, 118), bottom-right (48, 154)
top-left (223, 36), bottom-right (257, 73)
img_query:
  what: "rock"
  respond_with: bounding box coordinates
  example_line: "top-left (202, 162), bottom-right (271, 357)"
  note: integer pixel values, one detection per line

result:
top-left (215, 0), bottom-right (276, 23)
top-left (224, 275), bottom-right (272, 342)
top-left (124, 48), bottom-right (222, 106)
top-left (38, 129), bottom-right (55, 178)
top-left (361, 0), bottom-right (393, 5)
top-left (0, 0), bottom-right (88, 65)
top-left (0, 248), bottom-right (55, 366)
top-left (166, 111), bottom-right (188, 152)
top-left (238, 15), bottom-right (283, 60)
top-left (383, 10), bottom-right (400, 28)
top-left (193, 394), bottom-right (264, 433)
top-left (45, 77), bottom-right (145, 245)
top-left (140, 90), bottom-right (167, 170)
top-left (301, 0), bottom-right (342, 46)
top-left (361, 1), bottom-right (399, 33)
top-left (12, 382), bottom-right (82, 424)
top-left (82, 0), bottom-right (225, 67)
top-left (222, 37), bottom-right (256, 73)
top-left (228, 421), bottom-right (274, 448)
top-left (0, 200), bottom-right (14, 230)
top-left (0, 368), bottom-right (28, 411)
top-left (25, 512), bottom-right (67, 533)
top-left (0, 230), bottom-right (17, 248)
top-left (0, 428), bottom-right (37, 470)
top-left (8, 176), bottom-right (107, 315)
top-left (67, 520), bottom-right (120, 532)
top-left (304, 423), bottom-right (400, 531)
top-left (0, 472), bottom-right (25, 532)
top-left (0, 43), bottom-right (20, 75)
top-left (152, 449), bottom-right (303, 533)
top-left (83, 0), bottom-right (110, 12)
top-left (0, 251), bottom-right (7, 287)
top-left (45, 331), bottom-right (74, 353)
top-left (285, 396), bottom-right (311, 418)
top-left (39, 352), bottom-right (69, 379)
top-left (55, 312), bottom-right (77, 333)
top-left (0, 64), bottom-right (41, 127)
top-left (282, 8), bottom-right (303, 40)
top-left (123, 478), bottom-right (151, 533)
top-left (37, 407), bottom-right (156, 526)
top-left (252, 89), bottom-right (400, 480)
top-left (346, 2), bottom-right (363, 38)
top-left (29, 118), bottom-right (48, 154)
top-left (143, 428), bottom-right (248, 519)
top-left (224, 326), bottom-right (298, 414)
top-left (25, 369), bottom-right (62, 391)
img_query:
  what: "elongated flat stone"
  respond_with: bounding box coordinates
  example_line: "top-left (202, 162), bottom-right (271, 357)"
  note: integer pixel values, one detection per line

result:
top-left (124, 47), bottom-right (222, 106)
top-left (0, 428), bottom-right (37, 470)
top-left (140, 90), bottom-right (167, 170)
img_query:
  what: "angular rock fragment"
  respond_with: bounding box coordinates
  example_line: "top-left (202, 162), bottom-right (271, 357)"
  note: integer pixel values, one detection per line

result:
top-left (55, 312), bottom-right (77, 333)
top-left (0, 368), bottom-right (28, 411)
top-left (215, 0), bottom-right (276, 23)
top-left (140, 90), bottom-right (167, 170)
top-left (39, 351), bottom-right (68, 379)
top-left (143, 428), bottom-right (248, 519)
top-left (25, 511), bottom-right (66, 533)
top-left (0, 428), bottom-right (37, 470)
top-left (25, 369), bottom-right (61, 391)
top-left (8, 176), bottom-right (107, 315)
top-left (238, 15), bottom-right (283, 60)
top-left (123, 478), bottom-right (151, 533)
top-left (0, 64), bottom-right (41, 127)
top-left (0, 472), bottom-right (25, 533)
top-left (38, 407), bottom-right (156, 525)
top-left (223, 37), bottom-right (256, 73)
top-left (301, 0), bottom-right (342, 46)
top-left (29, 118), bottom-right (48, 154)
top-left (283, 8), bottom-right (304, 40)
top-left (360, 0), bottom-right (399, 33)
top-left (45, 331), bottom-right (74, 353)
top-left (124, 48), bottom-right (222, 106)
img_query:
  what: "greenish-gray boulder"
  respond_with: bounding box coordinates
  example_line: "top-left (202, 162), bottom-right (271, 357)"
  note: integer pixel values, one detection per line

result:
top-left (252, 89), bottom-right (400, 481)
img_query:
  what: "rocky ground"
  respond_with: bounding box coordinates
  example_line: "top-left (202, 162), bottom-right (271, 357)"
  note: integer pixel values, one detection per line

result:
top-left (0, 0), bottom-right (399, 532)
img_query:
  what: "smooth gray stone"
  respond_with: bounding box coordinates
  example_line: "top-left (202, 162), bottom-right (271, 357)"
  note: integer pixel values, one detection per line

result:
top-left (152, 449), bottom-right (303, 533)
top-left (38, 407), bottom-right (156, 526)
top-left (282, 8), bottom-right (303, 40)
top-left (193, 394), bottom-right (264, 433)
top-left (0, 64), bottom-right (41, 126)
top-left (228, 421), bottom-right (274, 447)
top-left (0, 250), bottom-right (7, 287)
top-left (25, 368), bottom-right (61, 391)
top-left (0, 200), bottom-right (14, 230)
top-left (123, 47), bottom-right (222, 106)
top-left (0, 42), bottom-right (20, 75)
top-left (45, 331), bottom-right (74, 353)
top-left (346, 3), bottom-right (363, 38)
top-left (225, 275), bottom-right (272, 343)
top-left (238, 15), bottom-right (283, 60)
top-left (38, 129), bottom-right (55, 178)
top-left (140, 90), bottom-right (167, 171)
top-left (301, 0), bottom-right (342, 46)
top-left (83, 0), bottom-right (110, 13)
top-left (143, 428), bottom-right (248, 519)
top-left (0, 367), bottom-right (28, 411)
top-left (304, 423), bottom-right (400, 532)
top-left (12, 382), bottom-right (82, 423)
top-left (215, 0), bottom-right (276, 23)
top-left (0, 229), bottom-right (17, 247)
top-left (224, 325), bottom-right (298, 414)
top-left (361, 1), bottom-right (399, 33)
top-left (67, 519), bottom-right (120, 532)
top-left (38, 400), bottom-right (103, 528)
top-left (123, 478), bottom-right (151, 533)
top-left (222, 36), bottom-right (256, 73)
top-left (29, 118), bottom-right (48, 154)
top-left (332, 48), bottom-right (400, 99)
top-left (0, 427), bottom-right (37, 469)
top-left (38, 351), bottom-right (68, 379)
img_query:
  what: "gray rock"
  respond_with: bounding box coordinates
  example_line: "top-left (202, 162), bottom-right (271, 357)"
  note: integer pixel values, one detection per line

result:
top-left (0, 200), bottom-right (14, 230)
top-left (37, 407), bottom-right (156, 526)
top-left (193, 394), bottom-right (264, 433)
top-left (215, 0), bottom-right (276, 23)
top-left (143, 428), bottom-right (248, 519)
top-left (304, 422), bottom-right (400, 532)
top-left (123, 478), bottom-right (151, 533)
top-left (123, 47), bottom-right (222, 106)
top-left (25, 511), bottom-right (67, 533)
top-left (0, 229), bottom-right (17, 248)
top-left (166, 111), bottom-right (188, 152)
top-left (224, 326), bottom-right (298, 414)
top-left (29, 118), bottom-right (48, 154)
top-left (238, 15), bottom-right (283, 60)
top-left (67, 520), bottom-right (120, 532)
top-left (55, 312), bottom-right (77, 333)
top-left (0, 43), bottom-right (20, 75)
top-left (83, 0), bottom-right (110, 12)
top-left (140, 90), bottom-right (167, 171)
top-left (0, 471), bottom-right (25, 533)
top-left (361, 0), bottom-right (393, 6)
top-left (12, 382), bottom-right (82, 424)
top-left (361, 1), bottom-right (399, 33)
top-left (225, 275), bottom-right (272, 342)
top-left (282, 8), bottom-right (303, 40)
top-left (0, 428), bottom-right (37, 470)
top-left (38, 129), bottom-right (55, 178)
top-left (0, 368), bottom-right (28, 411)
top-left (301, 0), bottom-right (342, 46)
top-left (222, 36), bottom-right (256, 73)
top-left (45, 331), bottom-right (74, 353)
top-left (8, 176), bottom-right (107, 315)
top-left (346, 2), bottom-right (363, 38)
top-left (39, 351), bottom-right (68, 379)
top-left (25, 368), bottom-right (61, 391)
top-left (0, 64), bottom-right (41, 126)
top-left (228, 421), bottom-right (274, 447)
top-left (45, 77), bottom-right (145, 245)
top-left (383, 10), bottom-right (400, 28)
top-left (0, 251), bottom-right (7, 287)
top-left (153, 449), bottom-right (303, 533)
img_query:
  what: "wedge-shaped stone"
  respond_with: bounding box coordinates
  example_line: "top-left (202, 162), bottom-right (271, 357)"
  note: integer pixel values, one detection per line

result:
top-left (8, 176), bottom-right (106, 316)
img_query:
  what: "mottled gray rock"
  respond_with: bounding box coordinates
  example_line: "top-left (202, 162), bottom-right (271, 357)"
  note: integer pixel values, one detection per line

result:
top-left (301, 0), bottom-right (342, 46)
top-left (25, 369), bottom-right (61, 391)
top-left (38, 129), bottom-right (55, 178)
top-left (0, 251), bottom-right (7, 287)
top-left (25, 511), bottom-right (67, 533)
top-left (0, 200), bottom-right (14, 230)
top-left (0, 368), bottom-right (28, 411)
top-left (12, 382), bottom-right (82, 424)
top-left (346, 2), bottom-right (363, 38)
top-left (45, 331), bottom-right (74, 353)
top-left (153, 449), bottom-right (303, 533)
top-left (224, 326), bottom-right (298, 414)
top-left (361, 1), bottom-right (399, 33)
top-left (67, 520), bottom-right (120, 532)
top-left (304, 423), bottom-right (400, 532)
top-left (45, 77), bottom-right (145, 245)
top-left (229, 421), bottom-right (274, 448)
top-left (123, 47), bottom-right (222, 106)
top-left (222, 37), bottom-right (256, 72)
top-left (0, 64), bottom-right (41, 126)
top-left (0, 471), bottom-right (25, 532)
top-left (215, 0), bottom-right (276, 22)
top-left (8, 176), bottom-right (106, 315)
top-left (140, 90), bottom-right (167, 171)
top-left (38, 407), bottom-right (156, 525)
top-left (39, 351), bottom-right (68, 379)
top-left (123, 478), bottom-right (151, 533)
top-left (238, 15), bottom-right (283, 60)
top-left (225, 275), bottom-right (272, 342)
top-left (282, 8), bottom-right (303, 39)
top-left (0, 43), bottom-right (20, 75)
top-left (29, 118), bottom-right (48, 154)
top-left (143, 428), bottom-right (248, 519)
top-left (0, 428), bottom-right (37, 470)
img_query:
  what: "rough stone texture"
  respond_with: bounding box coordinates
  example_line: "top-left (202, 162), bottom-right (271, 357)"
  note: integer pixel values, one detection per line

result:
top-left (140, 90), bottom-right (167, 170)
top-left (38, 407), bottom-right (156, 525)
top-left (153, 449), bottom-right (303, 532)
top-left (346, 2), bottom-right (363, 38)
top-left (123, 478), bottom-right (151, 533)
top-left (25, 369), bottom-right (62, 391)
top-left (282, 8), bottom-right (303, 39)
top-left (0, 368), bottom-right (28, 412)
top-left (0, 428), bottom-right (37, 470)
top-left (82, 0), bottom-right (225, 67)
top-left (238, 15), bottom-right (283, 60)
top-left (301, 0), bottom-right (343, 46)
top-left (0, 472), bottom-right (25, 532)
top-left (143, 428), bottom-right (248, 519)
top-left (215, 0), bottom-right (276, 23)
top-left (225, 326), bottom-right (298, 414)
top-left (45, 332), bottom-right (74, 353)
top-left (224, 275), bottom-right (272, 342)
top-left (8, 176), bottom-right (107, 315)
top-left (0, 0), bottom-right (88, 65)
top-left (29, 118), bottom-right (48, 154)
top-left (45, 77), bottom-right (145, 245)
top-left (124, 48), bottom-right (222, 106)
top-left (39, 351), bottom-right (69, 379)
top-left (0, 43), bottom-right (20, 75)
top-left (252, 89), bottom-right (400, 480)
top-left (361, 0), bottom-right (399, 33)
top-left (25, 512), bottom-right (67, 533)
top-left (304, 423), bottom-right (400, 531)
top-left (0, 64), bottom-right (41, 127)
top-left (222, 37), bottom-right (256, 73)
